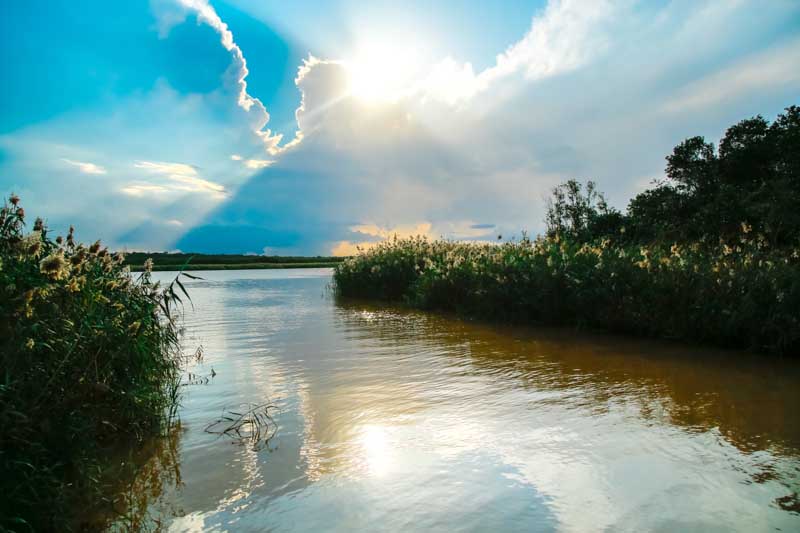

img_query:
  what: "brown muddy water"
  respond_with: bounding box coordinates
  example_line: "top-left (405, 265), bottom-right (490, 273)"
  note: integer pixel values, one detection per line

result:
top-left (122, 268), bottom-right (800, 532)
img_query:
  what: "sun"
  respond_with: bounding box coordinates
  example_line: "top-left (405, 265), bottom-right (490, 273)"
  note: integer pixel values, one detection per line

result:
top-left (345, 43), bottom-right (421, 103)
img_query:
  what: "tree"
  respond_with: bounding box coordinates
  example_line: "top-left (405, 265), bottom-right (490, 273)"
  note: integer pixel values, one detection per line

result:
top-left (545, 179), bottom-right (621, 241)
top-left (626, 183), bottom-right (692, 242)
top-left (544, 105), bottom-right (799, 247)
top-left (748, 106), bottom-right (800, 243)
top-left (665, 136), bottom-right (718, 196)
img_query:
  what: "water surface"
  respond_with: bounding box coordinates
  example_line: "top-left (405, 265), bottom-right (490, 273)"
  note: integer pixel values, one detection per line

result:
top-left (139, 269), bottom-right (800, 532)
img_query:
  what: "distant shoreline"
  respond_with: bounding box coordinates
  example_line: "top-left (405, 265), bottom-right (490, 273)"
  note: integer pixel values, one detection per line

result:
top-left (124, 251), bottom-right (345, 272)
top-left (134, 262), bottom-right (340, 272)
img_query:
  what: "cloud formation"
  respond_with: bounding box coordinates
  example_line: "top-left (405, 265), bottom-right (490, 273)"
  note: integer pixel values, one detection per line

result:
top-left (129, 160), bottom-right (226, 198)
top-left (418, 0), bottom-right (620, 104)
top-left (157, 0), bottom-right (298, 155)
top-left (2, 0), bottom-right (798, 255)
top-left (177, 0), bottom-right (800, 255)
top-left (61, 159), bottom-right (107, 175)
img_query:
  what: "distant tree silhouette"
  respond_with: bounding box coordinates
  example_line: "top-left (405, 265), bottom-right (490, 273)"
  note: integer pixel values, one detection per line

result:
top-left (546, 105), bottom-right (800, 246)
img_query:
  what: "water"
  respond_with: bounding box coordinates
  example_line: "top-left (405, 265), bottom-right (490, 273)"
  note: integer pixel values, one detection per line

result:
top-left (137, 268), bottom-right (800, 532)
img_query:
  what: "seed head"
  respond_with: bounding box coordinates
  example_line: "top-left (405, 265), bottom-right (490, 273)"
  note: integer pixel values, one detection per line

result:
top-left (40, 252), bottom-right (69, 280)
top-left (19, 231), bottom-right (43, 257)
top-left (67, 277), bottom-right (82, 292)
top-left (70, 249), bottom-right (86, 266)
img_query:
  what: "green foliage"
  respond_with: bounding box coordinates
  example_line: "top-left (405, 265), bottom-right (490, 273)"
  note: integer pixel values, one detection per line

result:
top-left (336, 105), bottom-right (800, 356)
top-left (544, 179), bottom-right (622, 241)
top-left (627, 105), bottom-right (800, 245)
top-left (544, 106), bottom-right (800, 246)
top-left (334, 233), bottom-right (800, 355)
top-left (0, 197), bottom-right (185, 531)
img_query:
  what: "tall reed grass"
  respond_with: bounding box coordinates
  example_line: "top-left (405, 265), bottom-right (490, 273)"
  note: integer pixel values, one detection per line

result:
top-left (334, 229), bottom-right (800, 355)
top-left (0, 196), bottom-right (188, 531)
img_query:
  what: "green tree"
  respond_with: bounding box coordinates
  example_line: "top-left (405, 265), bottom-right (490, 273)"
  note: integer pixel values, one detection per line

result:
top-left (622, 105), bottom-right (799, 246)
top-left (545, 179), bottom-right (622, 241)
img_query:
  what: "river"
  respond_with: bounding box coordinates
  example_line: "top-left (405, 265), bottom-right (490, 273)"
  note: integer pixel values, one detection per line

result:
top-left (132, 268), bottom-right (800, 532)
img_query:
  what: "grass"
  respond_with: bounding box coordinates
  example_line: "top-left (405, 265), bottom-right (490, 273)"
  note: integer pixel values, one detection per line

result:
top-left (0, 196), bottom-right (189, 531)
top-left (333, 231), bottom-right (800, 355)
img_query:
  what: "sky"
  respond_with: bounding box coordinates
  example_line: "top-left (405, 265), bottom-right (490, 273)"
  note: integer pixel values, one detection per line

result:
top-left (1, 0), bottom-right (798, 255)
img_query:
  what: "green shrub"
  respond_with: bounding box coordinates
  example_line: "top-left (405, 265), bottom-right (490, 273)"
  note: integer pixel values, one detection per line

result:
top-left (333, 230), bottom-right (800, 355)
top-left (0, 195), bottom-right (185, 531)
top-left (335, 107), bottom-right (800, 355)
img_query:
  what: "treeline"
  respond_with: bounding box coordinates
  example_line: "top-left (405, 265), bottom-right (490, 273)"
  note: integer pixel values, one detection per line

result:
top-left (334, 106), bottom-right (800, 355)
top-left (125, 251), bottom-right (344, 271)
top-left (546, 106), bottom-right (800, 248)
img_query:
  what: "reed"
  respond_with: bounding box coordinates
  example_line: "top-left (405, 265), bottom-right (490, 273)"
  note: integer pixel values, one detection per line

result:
top-left (334, 107), bottom-right (800, 356)
top-left (205, 403), bottom-right (279, 452)
top-left (333, 231), bottom-right (800, 355)
top-left (0, 196), bottom-right (190, 531)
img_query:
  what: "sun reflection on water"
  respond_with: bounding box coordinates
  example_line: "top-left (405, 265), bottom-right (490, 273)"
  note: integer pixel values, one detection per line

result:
top-left (359, 425), bottom-right (394, 477)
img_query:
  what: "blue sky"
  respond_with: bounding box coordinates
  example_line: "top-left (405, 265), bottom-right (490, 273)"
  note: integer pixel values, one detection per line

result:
top-left (1, 0), bottom-right (798, 254)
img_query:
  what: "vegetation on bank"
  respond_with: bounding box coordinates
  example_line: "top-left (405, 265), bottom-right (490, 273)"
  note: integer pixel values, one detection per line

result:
top-left (542, 106), bottom-right (800, 247)
top-left (0, 197), bottom-right (188, 531)
top-left (125, 251), bottom-right (343, 271)
top-left (139, 261), bottom-right (340, 272)
top-left (334, 106), bottom-right (800, 355)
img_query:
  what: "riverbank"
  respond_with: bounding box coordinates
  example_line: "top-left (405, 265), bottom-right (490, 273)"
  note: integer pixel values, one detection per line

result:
top-left (0, 197), bottom-right (185, 531)
top-left (137, 261), bottom-right (340, 272)
top-left (125, 252), bottom-right (343, 272)
top-left (333, 234), bottom-right (800, 355)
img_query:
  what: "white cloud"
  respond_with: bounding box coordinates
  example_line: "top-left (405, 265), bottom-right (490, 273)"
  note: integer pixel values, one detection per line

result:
top-left (185, 0), bottom-right (799, 255)
top-left (230, 154), bottom-right (273, 169)
top-left (244, 159), bottom-right (272, 169)
top-left (61, 158), bottom-right (107, 175)
top-left (134, 160), bottom-right (197, 176)
top-left (1, 75), bottom-right (251, 251)
top-left (131, 159), bottom-right (226, 198)
top-left (167, 174), bottom-right (225, 194)
top-left (6, 0), bottom-right (798, 255)
top-left (162, 0), bottom-right (294, 155)
top-left (410, 0), bottom-right (620, 105)
top-left (482, 0), bottom-right (617, 83)
top-left (121, 184), bottom-right (170, 196)
top-left (661, 37), bottom-right (800, 114)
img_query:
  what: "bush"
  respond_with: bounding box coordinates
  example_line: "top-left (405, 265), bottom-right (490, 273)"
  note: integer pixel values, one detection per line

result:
top-left (336, 106), bottom-right (800, 355)
top-left (0, 196), bottom-right (185, 531)
top-left (333, 231), bottom-right (800, 355)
